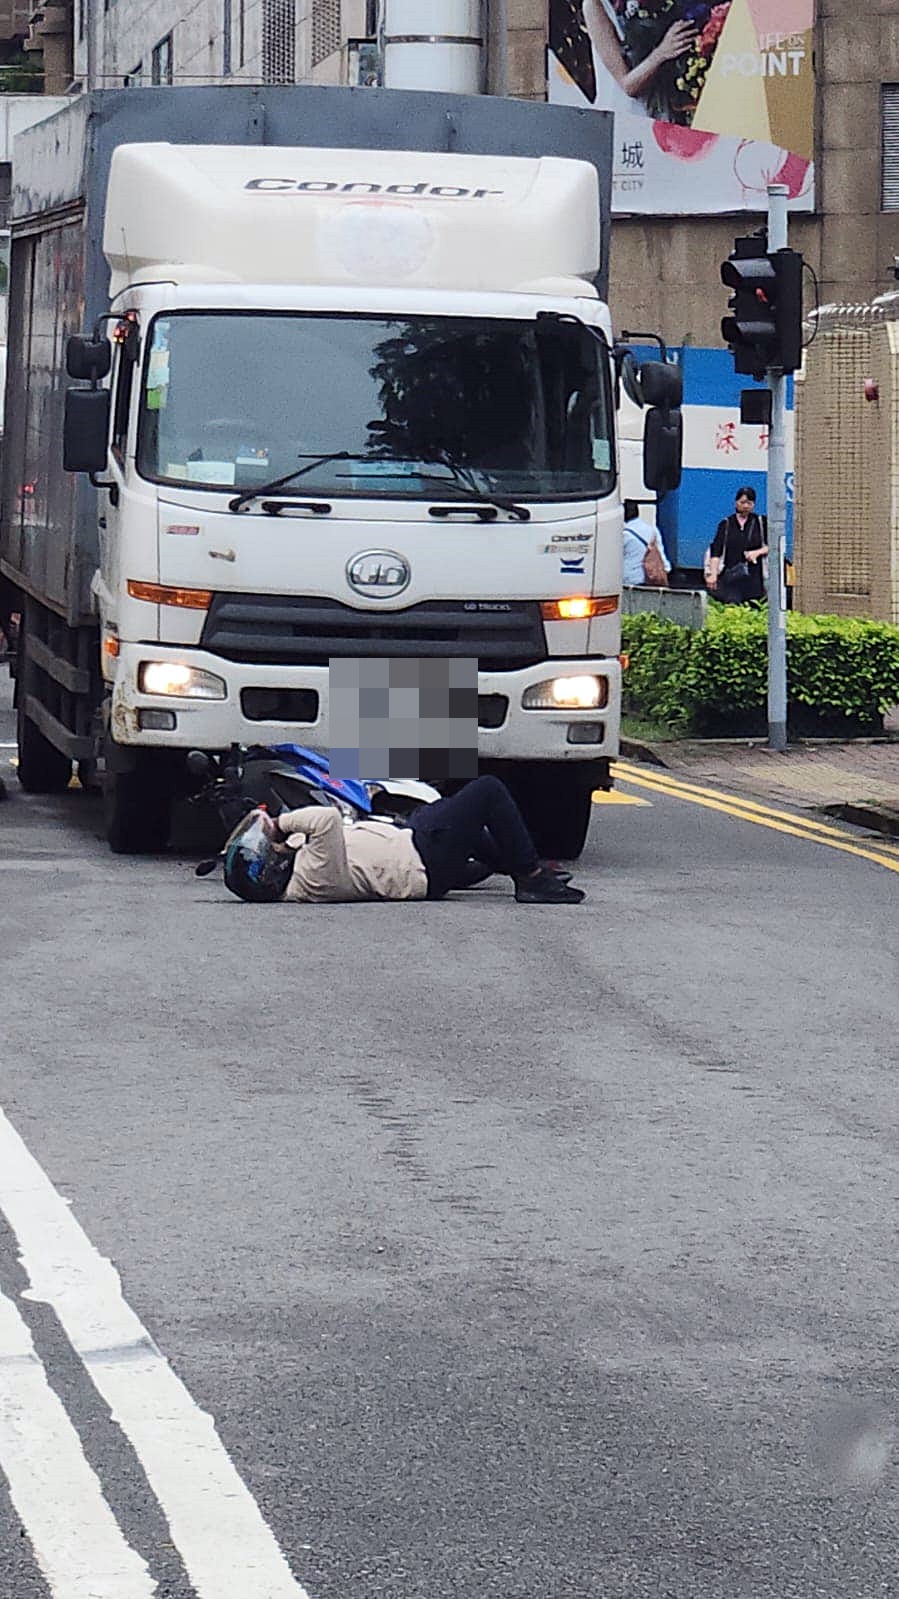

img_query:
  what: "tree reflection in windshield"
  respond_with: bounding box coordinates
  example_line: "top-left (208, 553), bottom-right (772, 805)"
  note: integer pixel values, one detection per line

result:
top-left (367, 322), bottom-right (543, 474)
top-left (137, 311), bottom-right (614, 500)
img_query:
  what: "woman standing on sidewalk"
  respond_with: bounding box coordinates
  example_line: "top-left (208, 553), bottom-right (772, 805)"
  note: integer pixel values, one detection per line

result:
top-left (707, 486), bottom-right (768, 604)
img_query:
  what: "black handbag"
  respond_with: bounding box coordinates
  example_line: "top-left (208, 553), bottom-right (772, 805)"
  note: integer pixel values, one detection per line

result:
top-left (726, 560), bottom-right (751, 583)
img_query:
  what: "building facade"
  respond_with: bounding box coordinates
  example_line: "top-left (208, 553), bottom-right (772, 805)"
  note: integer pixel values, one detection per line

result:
top-left (16, 0), bottom-right (899, 568)
top-left (69, 0), bottom-right (376, 93)
top-left (58, 1), bottom-right (899, 337)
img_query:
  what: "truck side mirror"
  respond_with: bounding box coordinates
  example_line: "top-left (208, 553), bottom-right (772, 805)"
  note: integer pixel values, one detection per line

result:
top-left (63, 388), bottom-right (111, 473)
top-left (639, 360), bottom-right (683, 410)
top-left (66, 334), bottom-right (112, 381)
top-left (643, 405), bottom-right (683, 497)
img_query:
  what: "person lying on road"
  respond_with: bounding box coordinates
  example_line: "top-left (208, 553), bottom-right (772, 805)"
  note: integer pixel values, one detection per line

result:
top-left (224, 774), bottom-right (586, 905)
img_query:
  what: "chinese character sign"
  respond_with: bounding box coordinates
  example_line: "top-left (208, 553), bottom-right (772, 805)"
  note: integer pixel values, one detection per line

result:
top-left (715, 421), bottom-right (739, 455)
top-left (548, 0), bottom-right (815, 216)
top-left (620, 139), bottom-right (646, 171)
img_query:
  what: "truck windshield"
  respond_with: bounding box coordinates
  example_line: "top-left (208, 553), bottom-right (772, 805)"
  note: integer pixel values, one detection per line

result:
top-left (137, 311), bottom-right (615, 502)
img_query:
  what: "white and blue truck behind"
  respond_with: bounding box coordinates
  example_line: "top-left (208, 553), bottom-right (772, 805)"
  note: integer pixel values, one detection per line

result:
top-left (658, 347), bottom-right (794, 585)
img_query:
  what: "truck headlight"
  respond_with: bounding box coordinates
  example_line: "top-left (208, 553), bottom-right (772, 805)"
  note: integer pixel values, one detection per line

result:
top-left (522, 676), bottom-right (607, 710)
top-left (139, 662), bottom-right (227, 700)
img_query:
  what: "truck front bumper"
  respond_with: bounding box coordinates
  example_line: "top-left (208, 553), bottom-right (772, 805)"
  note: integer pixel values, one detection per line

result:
top-left (110, 645), bottom-right (621, 761)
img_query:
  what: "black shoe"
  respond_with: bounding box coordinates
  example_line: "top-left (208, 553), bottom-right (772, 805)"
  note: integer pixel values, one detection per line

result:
top-left (539, 861), bottom-right (573, 884)
top-left (515, 869), bottom-right (585, 904)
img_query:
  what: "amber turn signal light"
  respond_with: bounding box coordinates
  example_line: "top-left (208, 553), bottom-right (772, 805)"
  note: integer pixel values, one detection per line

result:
top-left (540, 596), bottom-right (618, 622)
top-left (127, 580), bottom-right (213, 609)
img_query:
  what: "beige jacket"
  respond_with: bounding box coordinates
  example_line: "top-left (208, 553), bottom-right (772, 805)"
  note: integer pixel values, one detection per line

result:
top-left (277, 806), bottom-right (428, 903)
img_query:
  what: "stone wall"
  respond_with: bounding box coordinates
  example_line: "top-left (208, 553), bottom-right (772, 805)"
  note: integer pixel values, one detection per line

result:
top-left (609, 214), bottom-right (821, 348)
top-left (817, 0), bottom-right (899, 307)
top-left (506, 0), bottom-right (545, 100)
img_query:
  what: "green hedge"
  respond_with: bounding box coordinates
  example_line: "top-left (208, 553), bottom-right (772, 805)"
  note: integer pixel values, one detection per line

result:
top-left (621, 604), bottom-right (899, 737)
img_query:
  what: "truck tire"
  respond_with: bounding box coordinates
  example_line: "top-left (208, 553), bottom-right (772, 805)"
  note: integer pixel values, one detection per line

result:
top-left (507, 764), bottom-right (596, 861)
top-left (16, 633), bottom-right (73, 793)
top-left (103, 760), bottom-right (172, 854)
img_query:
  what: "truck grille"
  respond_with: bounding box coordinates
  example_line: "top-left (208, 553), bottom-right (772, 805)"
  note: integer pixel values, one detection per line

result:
top-left (201, 595), bottom-right (547, 671)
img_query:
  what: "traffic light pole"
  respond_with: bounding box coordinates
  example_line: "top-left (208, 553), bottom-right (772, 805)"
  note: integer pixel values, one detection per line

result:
top-left (766, 184), bottom-right (789, 752)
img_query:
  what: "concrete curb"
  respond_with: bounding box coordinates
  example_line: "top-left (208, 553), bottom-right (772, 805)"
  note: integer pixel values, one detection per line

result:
top-left (618, 740), bottom-right (899, 841)
top-left (619, 738), bottom-right (671, 768)
top-left (819, 802), bottom-right (899, 840)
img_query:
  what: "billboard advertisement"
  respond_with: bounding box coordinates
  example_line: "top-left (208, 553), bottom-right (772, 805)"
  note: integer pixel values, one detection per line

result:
top-left (548, 1), bottom-right (815, 215)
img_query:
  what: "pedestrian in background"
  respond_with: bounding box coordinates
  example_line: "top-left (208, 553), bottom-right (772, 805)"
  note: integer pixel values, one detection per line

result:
top-left (623, 500), bottom-right (670, 588)
top-left (707, 486), bottom-right (768, 604)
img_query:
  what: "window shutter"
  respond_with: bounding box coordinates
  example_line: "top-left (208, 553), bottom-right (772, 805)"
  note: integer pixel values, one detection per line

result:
top-left (882, 85), bottom-right (899, 211)
top-left (312, 0), bottom-right (342, 67)
top-left (262, 0), bottom-right (296, 83)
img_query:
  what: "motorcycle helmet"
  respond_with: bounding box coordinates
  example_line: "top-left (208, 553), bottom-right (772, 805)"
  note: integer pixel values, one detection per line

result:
top-left (222, 808), bottom-right (293, 903)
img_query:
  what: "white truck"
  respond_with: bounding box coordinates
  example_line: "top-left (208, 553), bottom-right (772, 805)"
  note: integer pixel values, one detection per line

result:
top-left (2, 88), bottom-right (680, 857)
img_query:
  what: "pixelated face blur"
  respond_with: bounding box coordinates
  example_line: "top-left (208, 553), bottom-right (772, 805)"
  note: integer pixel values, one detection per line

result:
top-left (328, 657), bottom-right (478, 783)
top-left (735, 494), bottom-right (755, 517)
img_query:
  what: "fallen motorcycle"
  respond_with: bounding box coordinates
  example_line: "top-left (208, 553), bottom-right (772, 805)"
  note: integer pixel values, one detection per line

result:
top-left (189, 742), bottom-right (440, 876)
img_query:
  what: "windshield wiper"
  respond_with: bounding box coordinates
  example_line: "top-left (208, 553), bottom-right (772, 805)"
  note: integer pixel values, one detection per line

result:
top-left (228, 452), bottom-right (369, 513)
top-left (337, 453), bottom-right (531, 521)
top-left (229, 449), bottom-right (530, 521)
top-left (416, 474), bottom-right (530, 522)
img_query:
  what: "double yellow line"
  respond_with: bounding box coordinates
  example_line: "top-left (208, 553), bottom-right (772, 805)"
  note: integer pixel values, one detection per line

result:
top-left (613, 761), bottom-right (899, 876)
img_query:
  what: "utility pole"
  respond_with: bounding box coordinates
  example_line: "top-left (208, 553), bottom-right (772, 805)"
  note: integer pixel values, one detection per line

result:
top-left (765, 183), bottom-right (789, 753)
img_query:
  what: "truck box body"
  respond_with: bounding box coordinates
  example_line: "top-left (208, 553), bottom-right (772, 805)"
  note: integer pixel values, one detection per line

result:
top-left (1, 87), bottom-right (612, 627)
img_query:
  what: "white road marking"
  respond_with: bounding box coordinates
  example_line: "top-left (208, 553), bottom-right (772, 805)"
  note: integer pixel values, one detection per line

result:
top-left (0, 1108), bottom-right (312, 1599)
top-left (0, 1288), bottom-right (157, 1599)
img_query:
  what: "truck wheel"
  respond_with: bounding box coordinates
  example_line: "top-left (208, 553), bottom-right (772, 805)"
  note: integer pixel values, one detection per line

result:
top-left (509, 765), bottom-right (596, 861)
top-left (16, 691), bottom-right (73, 794)
top-left (103, 763), bottom-right (172, 854)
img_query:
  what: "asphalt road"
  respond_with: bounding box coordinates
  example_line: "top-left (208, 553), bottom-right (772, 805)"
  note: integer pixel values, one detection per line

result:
top-left (1, 673), bottom-right (897, 1599)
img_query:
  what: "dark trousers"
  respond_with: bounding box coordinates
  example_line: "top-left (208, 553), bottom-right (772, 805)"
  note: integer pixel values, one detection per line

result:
top-left (411, 775), bottom-right (539, 898)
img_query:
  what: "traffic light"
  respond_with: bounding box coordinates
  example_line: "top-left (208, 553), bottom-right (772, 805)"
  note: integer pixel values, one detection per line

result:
top-left (721, 235), bottom-right (774, 379)
top-left (770, 247), bottom-right (804, 374)
top-left (721, 236), bottom-right (804, 379)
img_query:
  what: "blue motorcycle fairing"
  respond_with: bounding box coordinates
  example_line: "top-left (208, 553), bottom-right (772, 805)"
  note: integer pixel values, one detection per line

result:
top-left (268, 744), bottom-right (373, 816)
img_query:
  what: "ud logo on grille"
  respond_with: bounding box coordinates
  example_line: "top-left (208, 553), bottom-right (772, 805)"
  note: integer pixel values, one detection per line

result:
top-left (346, 550), bottom-right (411, 599)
